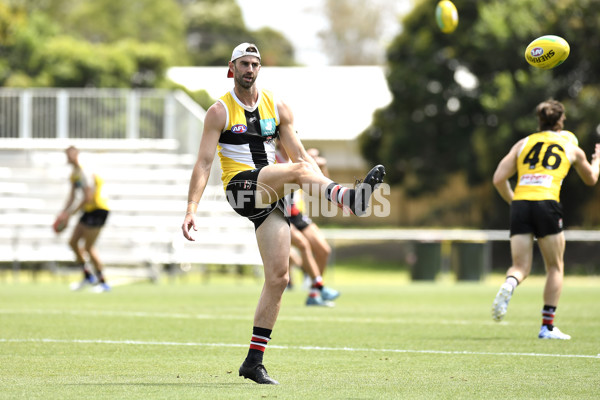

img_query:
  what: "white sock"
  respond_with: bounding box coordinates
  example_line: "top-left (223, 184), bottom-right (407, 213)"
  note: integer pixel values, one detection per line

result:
top-left (505, 276), bottom-right (519, 291)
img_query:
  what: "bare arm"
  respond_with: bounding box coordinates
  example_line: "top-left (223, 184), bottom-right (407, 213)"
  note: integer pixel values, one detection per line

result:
top-left (277, 100), bottom-right (324, 176)
top-left (181, 102), bottom-right (225, 241)
top-left (70, 185), bottom-right (93, 215)
top-left (307, 148), bottom-right (329, 177)
top-left (61, 184), bottom-right (77, 215)
top-left (61, 178), bottom-right (92, 216)
top-left (492, 140), bottom-right (523, 204)
top-left (571, 143), bottom-right (600, 186)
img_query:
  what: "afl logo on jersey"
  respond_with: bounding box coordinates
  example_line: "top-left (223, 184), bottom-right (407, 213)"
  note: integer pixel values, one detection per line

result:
top-left (231, 124), bottom-right (247, 134)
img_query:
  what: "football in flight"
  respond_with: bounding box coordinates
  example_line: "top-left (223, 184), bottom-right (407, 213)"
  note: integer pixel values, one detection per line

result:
top-left (524, 35), bottom-right (570, 69)
top-left (435, 1), bottom-right (459, 34)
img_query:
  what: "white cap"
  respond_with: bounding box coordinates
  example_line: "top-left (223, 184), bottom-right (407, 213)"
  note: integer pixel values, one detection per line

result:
top-left (227, 43), bottom-right (261, 77)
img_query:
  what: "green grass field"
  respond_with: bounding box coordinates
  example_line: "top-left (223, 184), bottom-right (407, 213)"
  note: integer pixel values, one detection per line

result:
top-left (1, 267), bottom-right (599, 399)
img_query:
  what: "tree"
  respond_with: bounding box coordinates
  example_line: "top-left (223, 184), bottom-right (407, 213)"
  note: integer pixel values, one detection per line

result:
top-left (1, 0), bottom-right (298, 88)
top-left (319, 0), bottom-right (405, 65)
top-left (17, 0), bottom-right (188, 63)
top-left (0, 6), bottom-right (60, 87)
top-left (181, 0), bottom-right (295, 66)
top-left (0, 1), bottom-right (178, 87)
top-left (66, 0), bottom-right (186, 45)
top-left (31, 37), bottom-right (172, 88)
top-left (359, 0), bottom-right (600, 227)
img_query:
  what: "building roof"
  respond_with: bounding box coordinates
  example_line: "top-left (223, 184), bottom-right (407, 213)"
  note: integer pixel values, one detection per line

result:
top-left (167, 66), bottom-right (392, 141)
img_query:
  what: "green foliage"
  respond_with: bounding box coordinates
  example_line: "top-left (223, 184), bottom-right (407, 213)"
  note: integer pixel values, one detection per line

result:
top-left (0, 7), bottom-right (59, 82)
top-left (0, 0), bottom-right (297, 88)
top-left (162, 78), bottom-right (216, 110)
top-left (114, 40), bottom-right (174, 87)
top-left (20, 36), bottom-right (172, 88)
top-left (182, 0), bottom-right (296, 66)
top-left (16, 0), bottom-right (187, 62)
top-left (360, 0), bottom-right (600, 227)
top-left (252, 27), bottom-right (296, 67)
top-left (0, 1), bottom-right (176, 88)
top-left (185, 89), bottom-right (215, 110)
top-left (183, 0), bottom-right (247, 66)
top-left (65, 0), bottom-right (186, 48)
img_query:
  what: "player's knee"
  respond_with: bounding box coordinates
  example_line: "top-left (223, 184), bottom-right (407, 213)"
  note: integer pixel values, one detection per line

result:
top-left (312, 240), bottom-right (331, 259)
top-left (84, 243), bottom-right (95, 252)
top-left (290, 161), bottom-right (313, 184)
top-left (265, 271), bottom-right (289, 292)
top-left (320, 241), bottom-right (331, 257)
top-left (68, 238), bottom-right (78, 249)
top-left (295, 236), bottom-right (310, 252)
top-left (265, 274), bottom-right (290, 293)
top-left (546, 263), bottom-right (564, 273)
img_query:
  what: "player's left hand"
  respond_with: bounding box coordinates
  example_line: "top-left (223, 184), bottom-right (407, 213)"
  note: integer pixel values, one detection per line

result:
top-left (182, 213), bottom-right (197, 241)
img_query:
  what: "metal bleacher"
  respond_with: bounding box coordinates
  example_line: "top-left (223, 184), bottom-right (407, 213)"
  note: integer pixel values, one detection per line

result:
top-left (0, 139), bottom-right (263, 281)
top-left (0, 88), bottom-right (265, 281)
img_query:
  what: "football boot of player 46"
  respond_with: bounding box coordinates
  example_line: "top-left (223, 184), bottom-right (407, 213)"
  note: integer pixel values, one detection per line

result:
top-left (491, 282), bottom-right (513, 322)
top-left (538, 325), bottom-right (571, 340)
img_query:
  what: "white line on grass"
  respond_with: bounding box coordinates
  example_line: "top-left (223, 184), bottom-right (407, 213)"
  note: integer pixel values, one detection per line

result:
top-left (1, 338), bottom-right (598, 359)
top-left (0, 309), bottom-right (504, 326)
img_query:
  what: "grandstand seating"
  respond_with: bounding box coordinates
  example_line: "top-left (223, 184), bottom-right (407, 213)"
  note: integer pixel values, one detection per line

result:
top-left (0, 139), bottom-right (263, 279)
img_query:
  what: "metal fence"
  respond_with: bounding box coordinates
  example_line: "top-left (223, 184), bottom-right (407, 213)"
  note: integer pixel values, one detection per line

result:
top-left (0, 88), bottom-right (205, 152)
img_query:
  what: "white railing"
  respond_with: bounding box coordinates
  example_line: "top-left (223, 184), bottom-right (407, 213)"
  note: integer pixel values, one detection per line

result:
top-left (321, 228), bottom-right (600, 242)
top-left (0, 88), bottom-right (205, 153)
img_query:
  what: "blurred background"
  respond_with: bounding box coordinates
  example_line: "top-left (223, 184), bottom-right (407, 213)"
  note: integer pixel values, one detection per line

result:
top-left (1, 0), bottom-right (600, 283)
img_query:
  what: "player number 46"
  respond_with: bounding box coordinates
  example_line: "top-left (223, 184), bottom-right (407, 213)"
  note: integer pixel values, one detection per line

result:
top-left (523, 141), bottom-right (564, 170)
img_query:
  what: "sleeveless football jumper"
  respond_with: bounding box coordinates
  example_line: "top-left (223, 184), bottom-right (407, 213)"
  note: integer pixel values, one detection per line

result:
top-left (70, 165), bottom-right (109, 212)
top-left (217, 89), bottom-right (280, 190)
top-left (513, 130), bottom-right (575, 202)
top-left (510, 130), bottom-right (577, 237)
top-left (217, 88), bottom-right (284, 229)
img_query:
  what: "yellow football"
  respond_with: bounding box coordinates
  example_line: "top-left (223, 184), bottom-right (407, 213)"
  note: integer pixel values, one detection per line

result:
top-left (524, 35), bottom-right (570, 69)
top-left (435, 0), bottom-right (459, 34)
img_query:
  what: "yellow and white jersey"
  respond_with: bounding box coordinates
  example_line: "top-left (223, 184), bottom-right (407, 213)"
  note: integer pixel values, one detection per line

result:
top-left (559, 130), bottom-right (578, 146)
top-left (217, 89), bottom-right (279, 190)
top-left (513, 130), bottom-right (576, 202)
top-left (70, 164), bottom-right (110, 212)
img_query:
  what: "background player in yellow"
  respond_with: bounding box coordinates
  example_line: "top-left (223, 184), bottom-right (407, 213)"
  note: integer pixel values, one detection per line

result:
top-left (491, 99), bottom-right (600, 339)
top-left (59, 146), bottom-right (111, 293)
top-left (275, 140), bottom-right (339, 306)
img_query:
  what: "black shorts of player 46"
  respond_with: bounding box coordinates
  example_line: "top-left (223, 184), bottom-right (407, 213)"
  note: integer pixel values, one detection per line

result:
top-left (226, 167), bottom-right (289, 230)
top-left (79, 209), bottom-right (109, 228)
top-left (510, 200), bottom-right (564, 238)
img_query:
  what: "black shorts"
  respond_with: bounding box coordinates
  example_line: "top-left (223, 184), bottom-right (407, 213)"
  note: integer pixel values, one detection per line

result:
top-left (226, 168), bottom-right (289, 230)
top-left (510, 200), bottom-right (563, 238)
top-left (289, 212), bottom-right (312, 231)
top-left (79, 209), bottom-right (109, 228)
